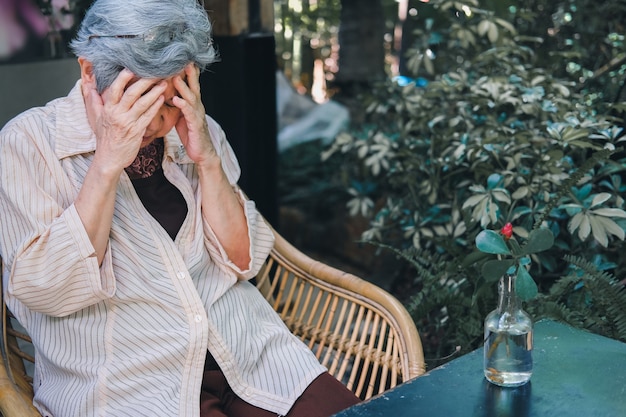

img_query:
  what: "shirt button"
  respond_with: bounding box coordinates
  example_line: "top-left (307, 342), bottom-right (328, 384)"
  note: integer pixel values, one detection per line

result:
top-left (177, 271), bottom-right (186, 280)
top-left (194, 315), bottom-right (202, 323)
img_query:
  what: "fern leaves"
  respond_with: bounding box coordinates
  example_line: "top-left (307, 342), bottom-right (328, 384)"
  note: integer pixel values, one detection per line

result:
top-left (529, 254), bottom-right (626, 342)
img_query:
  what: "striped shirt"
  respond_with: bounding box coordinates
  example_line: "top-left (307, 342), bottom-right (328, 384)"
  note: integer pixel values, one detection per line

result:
top-left (0, 81), bottom-right (326, 417)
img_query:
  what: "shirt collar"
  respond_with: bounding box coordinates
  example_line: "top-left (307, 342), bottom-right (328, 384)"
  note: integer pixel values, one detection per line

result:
top-left (54, 80), bottom-right (97, 159)
top-left (164, 131), bottom-right (194, 164)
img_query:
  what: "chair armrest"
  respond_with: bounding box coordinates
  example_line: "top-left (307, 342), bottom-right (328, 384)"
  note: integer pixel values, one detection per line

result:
top-left (0, 356), bottom-right (40, 416)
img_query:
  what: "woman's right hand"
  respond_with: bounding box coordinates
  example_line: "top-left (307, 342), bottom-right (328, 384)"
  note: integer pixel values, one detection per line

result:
top-left (82, 69), bottom-right (167, 175)
top-left (76, 67), bottom-right (167, 264)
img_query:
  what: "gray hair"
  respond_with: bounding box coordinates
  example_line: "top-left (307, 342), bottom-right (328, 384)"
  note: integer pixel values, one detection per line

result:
top-left (70, 0), bottom-right (218, 92)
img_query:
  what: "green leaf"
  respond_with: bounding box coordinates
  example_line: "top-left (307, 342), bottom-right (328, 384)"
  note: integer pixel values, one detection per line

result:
top-left (579, 215), bottom-right (591, 240)
top-left (482, 259), bottom-right (515, 282)
top-left (592, 208), bottom-right (626, 218)
top-left (516, 266), bottom-right (538, 301)
top-left (561, 126), bottom-right (591, 143)
top-left (492, 190), bottom-right (511, 204)
top-left (494, 17), bottom-right (516, 35)
top-left (462, 194), bottom-right (487, 209)
top-left (487, 173), bottom-right (502, 190)
top-left (568, 212), bottom-right (584, 234)
top-left (507, 238), bottom-right (523, 256)
top-left (460, 250), bottom-right (491, 268)
top-left (476, 230), bottom-right (511, 255)
top-left (595, 216), bottom-right (626, 240)
top-left (589, 215), bottom-right (609, 247)
top-left (521, 228), bottom-right (554, 254)
top-left (590, 193), bottom-right (612, 208)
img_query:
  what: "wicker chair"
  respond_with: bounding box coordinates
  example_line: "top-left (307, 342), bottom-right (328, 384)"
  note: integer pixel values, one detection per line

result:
top-left (0, 227), bottom-right (425, 416)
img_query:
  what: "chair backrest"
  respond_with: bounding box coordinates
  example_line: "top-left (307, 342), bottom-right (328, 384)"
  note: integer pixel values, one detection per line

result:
top-left (256, 228), bottom-right (425, 399)
top-left (0, 229), bottom-right (425, 416)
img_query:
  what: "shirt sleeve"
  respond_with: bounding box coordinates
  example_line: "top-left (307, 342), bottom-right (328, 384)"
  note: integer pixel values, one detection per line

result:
top-left (200, 116), bottom-right (275, 279)
top-left (0, 119), bottom-right (116, 317)
top-left (202, 188), bottom-right (275, 279)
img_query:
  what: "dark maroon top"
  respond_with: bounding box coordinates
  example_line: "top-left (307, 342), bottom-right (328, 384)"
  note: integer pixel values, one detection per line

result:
top-left (131, 167), bottom-right (187, 240)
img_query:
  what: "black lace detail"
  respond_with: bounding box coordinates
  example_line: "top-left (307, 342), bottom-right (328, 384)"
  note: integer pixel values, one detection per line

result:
top-left (125, 138), bottom-right (165, 179)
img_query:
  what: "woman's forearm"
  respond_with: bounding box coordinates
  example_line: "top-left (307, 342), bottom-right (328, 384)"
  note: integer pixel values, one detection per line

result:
top-left (197, 161), bottom-right (251, 269)
top-left (74, 158), bottom-right (121, 265)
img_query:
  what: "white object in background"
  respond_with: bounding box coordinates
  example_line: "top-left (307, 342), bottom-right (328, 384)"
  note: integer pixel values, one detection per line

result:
top-left (276, 71), bottom-right (350, 152)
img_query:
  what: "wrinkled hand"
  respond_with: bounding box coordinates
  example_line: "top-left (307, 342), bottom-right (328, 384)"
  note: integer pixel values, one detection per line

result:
top-left (172, 64), bottom-right (219, 168)
top-left (83, 69), bottom-right (166, 173)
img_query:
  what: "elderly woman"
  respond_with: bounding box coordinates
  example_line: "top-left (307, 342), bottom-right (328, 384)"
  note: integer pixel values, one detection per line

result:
top-left (0, 0), bottom-right (360, 416)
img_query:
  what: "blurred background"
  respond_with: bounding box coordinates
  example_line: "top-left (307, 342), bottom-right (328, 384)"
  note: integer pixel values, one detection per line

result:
top-left (3, 0), bottom-right (626, 369)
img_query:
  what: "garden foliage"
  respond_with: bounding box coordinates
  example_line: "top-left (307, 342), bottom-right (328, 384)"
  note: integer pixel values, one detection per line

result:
top-left (322, 0), bottom-right (626, 366)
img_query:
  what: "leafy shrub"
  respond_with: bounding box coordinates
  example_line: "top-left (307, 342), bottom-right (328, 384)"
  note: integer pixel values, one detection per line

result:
top-left (322, 0), bottom-right (626, 367)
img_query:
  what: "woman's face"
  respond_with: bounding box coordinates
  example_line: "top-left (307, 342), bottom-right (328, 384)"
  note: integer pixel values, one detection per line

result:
top-left (101, 70), bottom-right (186, 148)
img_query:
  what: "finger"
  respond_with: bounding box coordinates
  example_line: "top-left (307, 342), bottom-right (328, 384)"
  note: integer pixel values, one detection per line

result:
top-left (184, 63), bottom-right (201, 93)
top-left (173, 74), bottom-right (199, 106)
top-left (128, 80), bottom-right (167, 114)
top-left (135, 94), bottom-right (165, 129)
top-left (81, 80), bottom-right (102, 111)
top-left (87, 88), bottom-right (104, 117)
top-left (172, 73), bottom-right (191, 99)
top-left (118, 78), bottom-right (165, 110)
top-left (171, 77), bottom-right (192, 107)
top-left (105, 68), bottom-right (136, 105)
top-left (172, 64), bottom-right (200, 100)
top-left (175, 113), bottom-right (189, 145)
top-left (83, 87), bottom-right (105, 131)
top-left (171, 90), bottom-right (203, 128)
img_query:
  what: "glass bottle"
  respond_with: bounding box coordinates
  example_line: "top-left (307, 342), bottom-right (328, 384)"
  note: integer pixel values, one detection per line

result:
top-left (484, 273), bottom-right (533, 387)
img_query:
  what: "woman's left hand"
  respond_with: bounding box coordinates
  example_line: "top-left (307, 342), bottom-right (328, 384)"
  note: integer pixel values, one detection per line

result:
top-left (173, 65), bottom-right (251, 267)
top-left (172, 64), bottom-right (219, 168)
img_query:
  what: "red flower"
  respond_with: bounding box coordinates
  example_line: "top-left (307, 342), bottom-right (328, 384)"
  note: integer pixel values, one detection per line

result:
top-left (500, 223), bottom-right (513, 240)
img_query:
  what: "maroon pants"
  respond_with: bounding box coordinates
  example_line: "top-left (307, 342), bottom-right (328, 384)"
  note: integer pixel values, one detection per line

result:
top-left (200, 370), bottom-right (361, 417)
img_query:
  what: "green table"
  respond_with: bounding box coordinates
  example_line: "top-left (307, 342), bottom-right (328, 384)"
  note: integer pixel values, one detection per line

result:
top-left (333, 320), bottom-right (626, 417)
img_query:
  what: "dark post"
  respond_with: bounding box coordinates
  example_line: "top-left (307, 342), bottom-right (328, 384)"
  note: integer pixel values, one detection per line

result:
top-left (201, 0), bottom-right (278, 226)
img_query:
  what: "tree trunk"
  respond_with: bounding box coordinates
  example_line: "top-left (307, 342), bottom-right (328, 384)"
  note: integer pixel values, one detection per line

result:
top-left (335, 0), bottom-right (386, 89)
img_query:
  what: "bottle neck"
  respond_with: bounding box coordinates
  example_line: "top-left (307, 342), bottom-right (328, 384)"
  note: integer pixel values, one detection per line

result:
top-left (497, 274), bottom-right (519, 313)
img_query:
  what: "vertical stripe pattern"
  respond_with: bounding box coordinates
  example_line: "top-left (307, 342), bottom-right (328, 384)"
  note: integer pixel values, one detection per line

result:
top-left (0, 81), bottom-right (325, 417)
